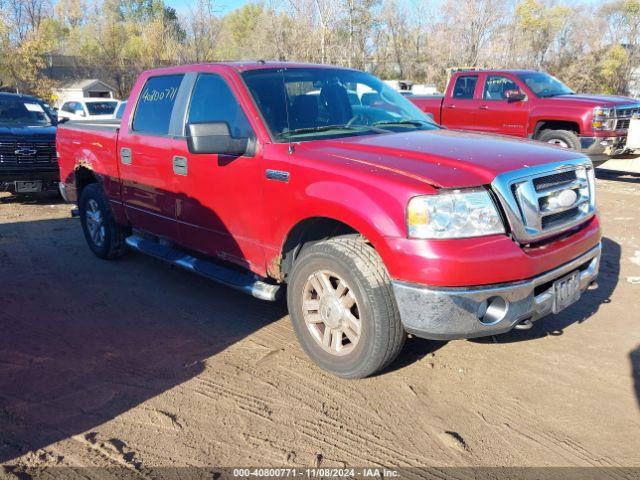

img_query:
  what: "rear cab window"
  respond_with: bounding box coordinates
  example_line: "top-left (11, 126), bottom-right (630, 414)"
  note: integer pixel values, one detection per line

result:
top-left (132, 74), bottom-right (184, 135)
top-left (451, 75), bottom-right (478, 99)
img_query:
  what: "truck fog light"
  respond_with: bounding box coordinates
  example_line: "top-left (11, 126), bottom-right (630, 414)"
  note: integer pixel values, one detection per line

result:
top-left (478, 296), bottom-right (508, 325)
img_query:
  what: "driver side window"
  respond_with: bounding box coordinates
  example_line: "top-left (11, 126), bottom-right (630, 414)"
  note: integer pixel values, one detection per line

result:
top-left (483, 76), bottom-right (520, 101)
top-left (186, 73), bottom-right (253, 139)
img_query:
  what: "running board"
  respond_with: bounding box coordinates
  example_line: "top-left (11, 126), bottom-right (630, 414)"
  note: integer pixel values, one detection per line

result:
top-left (125, 235), bottom-right (281, 301)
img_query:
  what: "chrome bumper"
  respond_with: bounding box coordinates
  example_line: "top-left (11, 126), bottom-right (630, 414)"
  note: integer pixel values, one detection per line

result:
top-left (392, 243), bottom-right (601, 341)
top-left (580, 136), bottom-right (627, 157)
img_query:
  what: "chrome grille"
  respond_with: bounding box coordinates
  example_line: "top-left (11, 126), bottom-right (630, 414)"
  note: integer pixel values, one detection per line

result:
top-left (615, 105), bottom-right (640, 118)
top-left (615, 118), bottom-right (630, 130)
top-left (492, 159), bottom-right (596, 244)
top-left (0, 135), bottom-right (57, 169)
top-left (613, 104), bottom-right (640, 131)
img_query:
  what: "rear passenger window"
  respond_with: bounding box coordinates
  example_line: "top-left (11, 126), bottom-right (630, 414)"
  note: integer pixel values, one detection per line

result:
top-left (186, 73), bottom-right (253, 138)
top-left (132, 74), bottom-right (184, 135)
top-left (452, 76), bottom-right (478, 99)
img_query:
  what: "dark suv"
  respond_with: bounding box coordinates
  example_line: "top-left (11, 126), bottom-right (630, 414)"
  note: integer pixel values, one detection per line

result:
top-left (0, 93), bottom-right (59, 194)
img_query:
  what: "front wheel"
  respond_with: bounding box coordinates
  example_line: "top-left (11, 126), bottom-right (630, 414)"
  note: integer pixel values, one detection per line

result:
top-left (287, 236), bottom-right (405, 379)
top-left (537, 129), bottom-right (581, 150)
top-left (79, 183), bottom-right (128, 259)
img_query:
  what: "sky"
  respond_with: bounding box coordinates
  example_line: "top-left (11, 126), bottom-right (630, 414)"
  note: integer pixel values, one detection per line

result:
top-left (164, 0), bottom-right (610, 16)
top-left (164, 0), bottom-right (249, 15)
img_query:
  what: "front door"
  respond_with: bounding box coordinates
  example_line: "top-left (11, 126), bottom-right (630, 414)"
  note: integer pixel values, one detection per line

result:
top-left (171, 71), bottom-right (266, 272)
top-left (119, 73), bottom-right (184, 240)
top-left (475, 74), bottom-right (530, 137)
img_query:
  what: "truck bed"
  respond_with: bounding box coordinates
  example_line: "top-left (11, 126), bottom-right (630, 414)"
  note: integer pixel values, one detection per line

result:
top-left (56, 119), bottom-right (121, 203)
top-left (410, 96), bottom-right (444, 123)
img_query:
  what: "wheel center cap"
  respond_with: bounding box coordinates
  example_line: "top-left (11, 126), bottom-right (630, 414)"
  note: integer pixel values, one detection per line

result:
top-left (319, 296), bottom-right (343, 328)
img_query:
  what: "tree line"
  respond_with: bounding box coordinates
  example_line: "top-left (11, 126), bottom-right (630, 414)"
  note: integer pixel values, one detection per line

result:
top-left (1, 0), bottom-right (639, 103)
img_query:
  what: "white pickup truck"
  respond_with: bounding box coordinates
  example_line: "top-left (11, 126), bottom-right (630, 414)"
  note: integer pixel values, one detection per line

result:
top-left (58, 98), bottom-right (119, 121)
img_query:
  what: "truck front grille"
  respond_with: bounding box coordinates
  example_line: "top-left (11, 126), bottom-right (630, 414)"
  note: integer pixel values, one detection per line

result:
top-left (0, 136), bottom-right (58, 170)
top-left (492, 159), bottom-right (596, 244)
top-left (613, 104), bottom-right (640, 131)
top-left (615, 118), bottom-right (630, 130)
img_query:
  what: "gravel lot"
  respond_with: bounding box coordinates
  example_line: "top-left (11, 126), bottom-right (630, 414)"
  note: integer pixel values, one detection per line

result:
top-left (0, 171), bottom-right (639, 477)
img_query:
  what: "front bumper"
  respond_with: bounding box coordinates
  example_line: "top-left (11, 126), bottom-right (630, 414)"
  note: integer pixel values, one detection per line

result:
top-left (580, 136), bottom-right (627, 157)
top-left (392, 243), bottom-right (601, 341)
top-left (0, 170), bottom-right (60, 193)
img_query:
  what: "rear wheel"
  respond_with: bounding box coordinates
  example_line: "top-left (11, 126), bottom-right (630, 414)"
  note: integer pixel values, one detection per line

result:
top-left (287, 235), bottom-right (405, 379)
top-left (537, 129), bottom-right (581, 150)
top-left (79, 183), bottom-right (127, 259)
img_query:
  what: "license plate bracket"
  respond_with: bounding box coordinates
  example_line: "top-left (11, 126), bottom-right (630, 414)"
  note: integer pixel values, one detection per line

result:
top-left (15, 180), bottom-right (42, 193)
top-left (553, 271), bottom-right (581, 314)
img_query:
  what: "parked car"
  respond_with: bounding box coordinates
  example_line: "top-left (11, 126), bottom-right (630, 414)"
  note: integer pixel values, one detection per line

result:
top-left (410, 69), bottom-right (640, 162)
top-left (57, 63), bottom-right (601, 378)
top-left (0, 92), bottom-right (59, 194)
top-left (58, 98), bottom-right (119, 121)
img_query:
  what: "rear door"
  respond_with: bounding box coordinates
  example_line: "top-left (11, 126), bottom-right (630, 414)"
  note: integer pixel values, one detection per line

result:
top-left (441, 74), bottom-right (480, 131)
top-left (475, 74), bottom-right (530, 137)
top-left (118, 73), bottom-right (185, 240)
top-left (171, 70), bottom-right (266, 272)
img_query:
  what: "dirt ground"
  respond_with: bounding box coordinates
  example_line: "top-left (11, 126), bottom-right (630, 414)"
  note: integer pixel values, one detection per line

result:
top-left (0, 170), bottom-right (639, 477)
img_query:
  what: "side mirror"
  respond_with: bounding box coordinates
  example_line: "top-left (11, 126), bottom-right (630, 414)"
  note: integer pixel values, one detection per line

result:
top-left (506, 90), bottom-right (526, 103)
top-left (186, 122), bottom-right (248, 156)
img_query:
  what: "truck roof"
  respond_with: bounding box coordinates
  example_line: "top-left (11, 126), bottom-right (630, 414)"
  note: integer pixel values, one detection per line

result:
top-left (141, 61), bottom-right (358, 76)
top-left (452, 69), bottom-right (540, 75)
top-left (0, 92), bottom-right (42, 102)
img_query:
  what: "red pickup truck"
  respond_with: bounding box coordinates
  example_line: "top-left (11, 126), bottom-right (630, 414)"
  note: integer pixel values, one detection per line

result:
top-left (411, 69), bottom-right (640, 161)
top-left (57, 62), bottom-right (601, 378)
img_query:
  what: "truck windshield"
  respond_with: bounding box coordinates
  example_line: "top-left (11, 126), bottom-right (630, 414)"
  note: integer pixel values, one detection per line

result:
top-left (242, 67), bottom-right (438, 142)
top-left (86, 101), bottom-right (118, 116)
top-left (0, 97), bottom-right (54, 126)
top-left (517, 72), bottom-right (574, 98)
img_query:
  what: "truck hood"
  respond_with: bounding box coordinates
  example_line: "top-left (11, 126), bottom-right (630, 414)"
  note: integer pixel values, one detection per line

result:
top-left (0, 125), bottom-right (56, 137)
top-left (312, 129), bottom-right (587, 188)
top-left (545, 93), bottom-right (639, 107)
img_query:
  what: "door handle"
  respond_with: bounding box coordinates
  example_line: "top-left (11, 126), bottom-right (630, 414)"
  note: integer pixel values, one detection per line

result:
top-left (444, 104), bottom-right (456, 109)
top-left (120, 147), bottom-right (132, 165)
top-left (172, 156), bottom-right (188, 176)
top-left (479, 105), bottom-right (489, 110)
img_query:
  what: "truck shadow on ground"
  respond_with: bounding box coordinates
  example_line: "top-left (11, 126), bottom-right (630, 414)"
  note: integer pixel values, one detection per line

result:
top-left (472, 236), bottom-right (620, 344)
top-left (0, 215), bottom-right (287, 464)
top-left (596, 168), bottom-right (640, 184)
top-left (0, 191), bottom-right (65, 205)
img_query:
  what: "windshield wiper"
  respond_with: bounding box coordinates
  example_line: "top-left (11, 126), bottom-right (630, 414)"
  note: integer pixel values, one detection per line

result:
top-left (281, 124), bottom-right (383, 137)
top-left (372, 120), bottom-right (428, 128)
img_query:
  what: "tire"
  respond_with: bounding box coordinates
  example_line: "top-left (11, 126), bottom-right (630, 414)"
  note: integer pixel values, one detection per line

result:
top-left (537, 129), bottom-right (581, 150)
top-left (287, 235), bottom-right (405, 379)
top-left (79, 183), bottom-right (128, 260)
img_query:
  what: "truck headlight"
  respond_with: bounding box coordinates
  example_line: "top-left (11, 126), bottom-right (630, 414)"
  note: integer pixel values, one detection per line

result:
top-left (407, 189), bottom-right (505, 239)
top-left (592, 106), bottom-right (616, 131)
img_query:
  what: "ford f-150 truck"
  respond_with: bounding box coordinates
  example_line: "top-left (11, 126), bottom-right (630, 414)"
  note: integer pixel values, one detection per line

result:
top-left (410, 69), bottom-right (640, 161)
top-left (57, 63), bottom-right (601, 378)
top-left (0, 93), bottom-right (59, 194)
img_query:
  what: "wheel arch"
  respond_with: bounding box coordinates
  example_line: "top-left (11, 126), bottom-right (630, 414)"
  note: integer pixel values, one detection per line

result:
top-left (534, 119), bottom-right (581, 138)
top-left (273, 215), bottom-right (388, 282)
